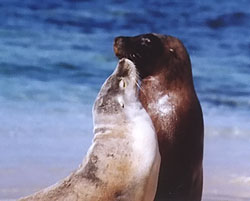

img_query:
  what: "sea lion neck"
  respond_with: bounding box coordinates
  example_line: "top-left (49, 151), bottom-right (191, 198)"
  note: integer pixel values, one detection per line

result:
top-left (143, 59), bottom-right (194, 93)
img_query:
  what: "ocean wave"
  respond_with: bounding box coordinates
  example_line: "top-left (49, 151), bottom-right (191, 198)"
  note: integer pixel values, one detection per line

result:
top-left (0, 61), bottom-right (110, 84)
top-left (0, 0), bottom-right (249, 128)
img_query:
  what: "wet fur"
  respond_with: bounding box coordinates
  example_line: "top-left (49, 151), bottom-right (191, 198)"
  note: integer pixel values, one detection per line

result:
top-left (19, 59), bottom-right (160, 201)
top-left (114, 34), bottom-right (204, 201)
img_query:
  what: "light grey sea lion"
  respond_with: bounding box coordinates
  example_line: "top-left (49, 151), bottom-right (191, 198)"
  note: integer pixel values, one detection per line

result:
top-left (18, 58), bottom-right (161, 201)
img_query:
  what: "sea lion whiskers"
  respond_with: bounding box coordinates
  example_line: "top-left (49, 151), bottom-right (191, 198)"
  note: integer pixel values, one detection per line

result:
top-left (133, 68), bottom-right (146, 97)
top-left (135, 79), bottom-right (146, 97)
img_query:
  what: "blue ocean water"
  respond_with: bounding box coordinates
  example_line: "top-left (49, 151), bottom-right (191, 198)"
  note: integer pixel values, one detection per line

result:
top-left (0, 0), bottom-right (249, 200)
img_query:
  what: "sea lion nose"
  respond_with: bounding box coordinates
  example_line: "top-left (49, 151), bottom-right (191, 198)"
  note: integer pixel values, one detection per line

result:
top-left (114, 37), bottom-right (128, 57)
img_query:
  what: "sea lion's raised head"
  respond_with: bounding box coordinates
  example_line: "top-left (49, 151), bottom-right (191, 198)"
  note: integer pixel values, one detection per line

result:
top-left (93, 58), bottom-right (139, 124)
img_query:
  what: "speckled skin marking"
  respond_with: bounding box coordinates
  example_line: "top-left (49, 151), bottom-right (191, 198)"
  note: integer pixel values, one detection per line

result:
top-left (18, 58), bottom-right (160, 201)
top-left (114, 34), bottom-right (204, 201)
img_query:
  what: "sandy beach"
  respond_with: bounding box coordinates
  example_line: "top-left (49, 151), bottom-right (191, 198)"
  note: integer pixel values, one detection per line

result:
top-left (1, 124), bottom-right (250, 201)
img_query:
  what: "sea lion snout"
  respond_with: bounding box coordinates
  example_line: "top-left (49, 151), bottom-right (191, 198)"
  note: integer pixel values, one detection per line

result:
top-left (114, 36), bottom-right (130, 59)
top-left (116, 58), bottom-right (136, 79)
top-left (113, 33), bottom-right (164, 78)
top-left (114, 34), bottom-right (163, 58)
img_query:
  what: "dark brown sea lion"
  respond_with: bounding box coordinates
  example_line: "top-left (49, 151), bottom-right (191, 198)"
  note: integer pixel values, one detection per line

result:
top-left (114, 33), bottom-right (204, 201)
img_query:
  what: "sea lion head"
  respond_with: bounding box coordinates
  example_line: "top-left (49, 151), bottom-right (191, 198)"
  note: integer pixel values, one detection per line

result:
top-left (93, 58), bottom-right (139, 124)
top-left (114, 33), bottom-right (192, 83)
top-left (114, 33), bottom-right (165, 78)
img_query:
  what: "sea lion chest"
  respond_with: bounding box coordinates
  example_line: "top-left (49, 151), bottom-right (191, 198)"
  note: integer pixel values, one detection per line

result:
top-left (139, 76), bottom-right (180, 144)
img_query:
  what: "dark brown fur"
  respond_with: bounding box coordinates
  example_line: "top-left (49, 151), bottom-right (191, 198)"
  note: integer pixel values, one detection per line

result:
top-left (114, 33), bottom-right (204, 201)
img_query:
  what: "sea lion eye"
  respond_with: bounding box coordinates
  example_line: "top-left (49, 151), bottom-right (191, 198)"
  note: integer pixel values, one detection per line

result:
top-left (119, 79), bottom-right (126, 89)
